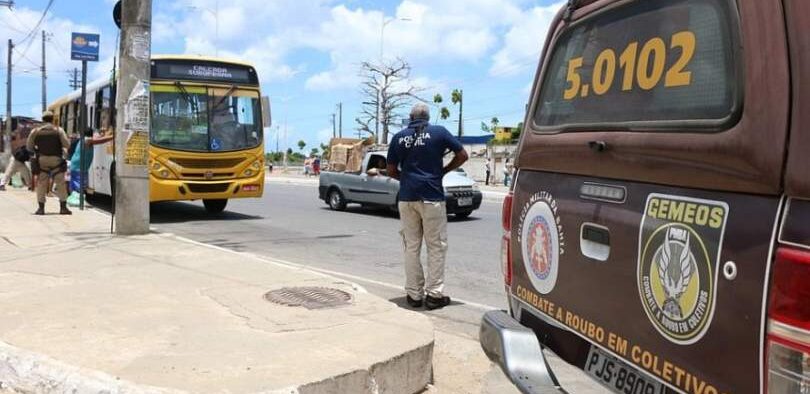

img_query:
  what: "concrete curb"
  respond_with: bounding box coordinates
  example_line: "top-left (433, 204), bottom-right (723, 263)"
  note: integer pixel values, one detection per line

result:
top-left (0, 341), bottom-right (178, 394)
top-left (0, 338), bottom-right (434, 394)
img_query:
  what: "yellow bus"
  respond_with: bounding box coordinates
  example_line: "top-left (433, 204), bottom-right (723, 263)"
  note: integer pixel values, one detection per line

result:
top-left (50, 55), bottom-right (268, 213)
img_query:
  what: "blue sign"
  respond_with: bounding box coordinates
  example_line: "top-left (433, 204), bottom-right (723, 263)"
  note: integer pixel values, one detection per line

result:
top-left (71, 32), bottom-right (100, 62)
top-left (211, 138), bottom-right (222, 151)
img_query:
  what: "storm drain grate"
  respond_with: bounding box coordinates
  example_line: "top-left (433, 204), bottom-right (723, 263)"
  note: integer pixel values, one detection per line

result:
top-left (264, 287), bottom-right (353, 310)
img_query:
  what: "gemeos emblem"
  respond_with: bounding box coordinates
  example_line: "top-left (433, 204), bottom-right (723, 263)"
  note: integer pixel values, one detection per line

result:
top-left (520, 192), bottom-right (564, 294)
top-left (637, 194), bottom-right (728, 345)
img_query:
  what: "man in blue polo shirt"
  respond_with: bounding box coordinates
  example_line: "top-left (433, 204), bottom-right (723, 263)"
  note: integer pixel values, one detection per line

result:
top-left (387, 103), bottom-right (469, 310)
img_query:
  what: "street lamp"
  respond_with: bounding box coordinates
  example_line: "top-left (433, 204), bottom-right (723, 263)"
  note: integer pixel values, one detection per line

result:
top-left (376, 15), bottom-right (411, 141)
top-left (380, 16), bottom-right (411, 60)
top-left (187, 1), bottom-right (219, 57)
top-left (0, 1), bottom-right (14, 9)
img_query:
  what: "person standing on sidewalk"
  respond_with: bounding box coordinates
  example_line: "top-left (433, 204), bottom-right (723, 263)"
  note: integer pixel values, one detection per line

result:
top-left (386, 103), bottom-right (469, 310)
top-left (484, 158), bottom-right (491, 186)
top-left (0, 144), bottom-right (32, 191)
top-left (27, 111), bottom-right (71, 215)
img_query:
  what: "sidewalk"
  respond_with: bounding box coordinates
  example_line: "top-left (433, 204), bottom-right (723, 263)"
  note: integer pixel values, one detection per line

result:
top-left (0, 190), bottom-right (434, 393)
top-left (265, 172), bottom-right (508, 203)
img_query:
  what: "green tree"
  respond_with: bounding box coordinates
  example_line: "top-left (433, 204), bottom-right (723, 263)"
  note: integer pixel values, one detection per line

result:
top-left (435, 89), bottom-right (464, 136)
top-left (481, 117), bottom-right (500, 134)
top-left (286, 147), bottom-right (293, 155)
top-left (297, 140), bottom-right (306, 152)
top-left (310, 148), bottom-right (319, 156)
top-left (320, 143), bottom-right (330, 160)
top-left (511, 122), bottom-right (524, 140)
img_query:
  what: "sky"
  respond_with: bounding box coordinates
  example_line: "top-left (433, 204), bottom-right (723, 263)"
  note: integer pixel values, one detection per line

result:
top-left (1, 0), bottom-right (563, 152)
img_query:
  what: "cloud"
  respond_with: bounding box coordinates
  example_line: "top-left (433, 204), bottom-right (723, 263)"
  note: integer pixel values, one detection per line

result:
top-left (302, 0), bottom-right (524, 91)
top-left (0, 4), bottom-right (116, 108)
top-left (489, 2), bottom-right (564, 77)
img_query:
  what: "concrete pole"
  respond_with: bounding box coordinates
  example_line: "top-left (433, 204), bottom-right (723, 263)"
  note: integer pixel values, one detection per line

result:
top-left (338, 102), bottom-right (342, 138)
top-left (78, 60), bottom-right (87, 210)
top-left (41, 30), bottom-right (47, 113)
top-left (113, 0), bottom-right (151, 235)
top-left (3, 39), bottom-right (12, 155)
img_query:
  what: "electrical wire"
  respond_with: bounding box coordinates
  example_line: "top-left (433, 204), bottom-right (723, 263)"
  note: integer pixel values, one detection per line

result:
top-left (10, 0), bottom-right (55, 67)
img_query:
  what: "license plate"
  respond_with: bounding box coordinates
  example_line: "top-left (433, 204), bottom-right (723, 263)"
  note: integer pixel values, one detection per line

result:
top-left (585, 346), bottom-right (665, 394)
top-left (458, 197), bottom-right (472, 207)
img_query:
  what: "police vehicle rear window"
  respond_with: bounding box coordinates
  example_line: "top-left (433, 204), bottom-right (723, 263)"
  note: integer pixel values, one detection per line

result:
top-left (533, 0), bottom-right (740, 131)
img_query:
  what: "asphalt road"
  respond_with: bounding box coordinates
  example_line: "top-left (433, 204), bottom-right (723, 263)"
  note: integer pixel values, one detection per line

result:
top-left (149, 182), bottom-right (509, 310)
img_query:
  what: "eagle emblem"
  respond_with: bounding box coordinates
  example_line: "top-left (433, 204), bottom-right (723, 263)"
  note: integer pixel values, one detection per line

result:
top-left (638, 194), bottom-right (728, 344)
top-left (656, 229), bottom-right (694, 319)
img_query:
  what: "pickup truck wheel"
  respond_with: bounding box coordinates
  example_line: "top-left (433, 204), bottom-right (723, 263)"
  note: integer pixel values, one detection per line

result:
top-left (328, 189), bottom-right (347, 211)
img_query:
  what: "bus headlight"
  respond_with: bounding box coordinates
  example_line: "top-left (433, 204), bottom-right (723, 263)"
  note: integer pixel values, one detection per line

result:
top-left (150, 161), bottom-right (176, 179)
top-left (243, 169), bottom-right (254, 177)
top-left (251, 160), bottom-right (262, 170)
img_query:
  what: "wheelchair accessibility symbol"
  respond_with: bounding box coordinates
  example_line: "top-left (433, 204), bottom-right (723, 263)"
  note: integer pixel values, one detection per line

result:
top-left (211, 138), bottom-right (222, 151)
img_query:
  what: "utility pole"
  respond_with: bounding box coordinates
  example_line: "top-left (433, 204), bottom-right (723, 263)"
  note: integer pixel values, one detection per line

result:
top-left (3, 39), bottom-right (12, 155)
top-left (114, 0), bottom-right (151, 235)
top-left (41, 30), bottom-right (47, 112)
top-left (330, 113), bottom-right (336, 138)
top-left (457, 89), bottom-right (464, 138)
top-left (337, 102), bottom-right (343, 138)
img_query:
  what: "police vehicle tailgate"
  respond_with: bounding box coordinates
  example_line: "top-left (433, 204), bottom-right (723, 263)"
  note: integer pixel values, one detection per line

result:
top-left (505, 0), bottom-right (790, 392)
top-left (510, 172), bottom-right (780, 394)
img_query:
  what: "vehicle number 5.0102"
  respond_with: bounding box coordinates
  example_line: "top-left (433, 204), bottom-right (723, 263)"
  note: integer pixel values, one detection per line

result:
top-left (563, 31), bottom-right (696, 100)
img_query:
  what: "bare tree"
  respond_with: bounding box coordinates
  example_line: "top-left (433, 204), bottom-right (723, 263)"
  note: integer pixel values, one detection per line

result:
top-left (356, 58), bottom-right (424, 143)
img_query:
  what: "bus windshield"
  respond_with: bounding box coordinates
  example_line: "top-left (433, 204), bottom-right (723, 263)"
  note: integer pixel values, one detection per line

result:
top-left (151, 85), bottom-right (262, 152)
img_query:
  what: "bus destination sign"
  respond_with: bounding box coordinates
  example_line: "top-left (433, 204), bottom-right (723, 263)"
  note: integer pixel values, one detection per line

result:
top-left (152, 61), bottom-right (258, 85)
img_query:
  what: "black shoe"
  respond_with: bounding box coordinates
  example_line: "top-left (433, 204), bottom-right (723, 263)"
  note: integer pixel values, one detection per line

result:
top-left (425, 295), bottom-right (451, 310)
top-left (0, 185), bottom-right (5, 191)
top-left (406, 295), bottom-right (423, 308)
top-left (34, 203), bottom-right (45, 215)
top-left (59, 202), bottom-right (72, 215)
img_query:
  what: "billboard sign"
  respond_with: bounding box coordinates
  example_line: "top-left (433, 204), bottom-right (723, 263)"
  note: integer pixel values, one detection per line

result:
top-left (71, 32), bottom-right (100, 61)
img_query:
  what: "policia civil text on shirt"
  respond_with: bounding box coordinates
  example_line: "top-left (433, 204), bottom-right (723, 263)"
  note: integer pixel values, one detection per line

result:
top-left (26, 111), bottom-right (71, 215)
top-left (386, 103), bottom-right (469, 310)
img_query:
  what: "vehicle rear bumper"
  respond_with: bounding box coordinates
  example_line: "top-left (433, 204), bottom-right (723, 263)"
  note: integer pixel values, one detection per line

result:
top-left (479, 310), bottom-right (564, 394)
top-left (445, 191), bottom-right (483, 213)
top-left (150, 173), bottom-right (265, 202)
top-left (318, 185), bottom-right (328, 201)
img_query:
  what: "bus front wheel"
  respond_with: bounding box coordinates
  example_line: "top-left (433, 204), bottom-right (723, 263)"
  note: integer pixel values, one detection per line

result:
top-left (203, 199), bottom-right (228, 213)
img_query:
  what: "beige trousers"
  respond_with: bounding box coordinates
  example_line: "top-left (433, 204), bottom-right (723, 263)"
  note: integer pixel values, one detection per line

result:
top-left (398, 201), bottom-right (448, 299)
top-left (35, 156), bottom-right (67, 203)
top-left (1, 159), bottom-right (31, 187)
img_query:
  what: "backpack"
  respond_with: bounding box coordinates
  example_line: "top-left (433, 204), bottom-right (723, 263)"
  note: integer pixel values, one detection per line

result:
top-left (13, 146), bottom-right (30, 162)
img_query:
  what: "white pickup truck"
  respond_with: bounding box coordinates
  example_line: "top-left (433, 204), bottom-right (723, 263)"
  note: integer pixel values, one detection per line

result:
top-left (319, 150), bottom-right (483, 218)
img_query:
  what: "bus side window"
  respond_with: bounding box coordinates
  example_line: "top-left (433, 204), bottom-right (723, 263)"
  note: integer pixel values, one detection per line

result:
top-left (101, 86), bottom-right (112, 134)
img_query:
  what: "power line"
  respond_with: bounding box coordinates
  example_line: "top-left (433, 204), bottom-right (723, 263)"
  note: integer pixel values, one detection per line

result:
top-left (12, 46), bottom-right (38, 68)
top-left (14, 0), bottom-right (53, 46)
top-left (10, 0), bottom-right (55, 67)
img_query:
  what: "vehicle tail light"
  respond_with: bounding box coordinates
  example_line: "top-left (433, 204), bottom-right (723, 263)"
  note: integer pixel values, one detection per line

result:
top-left (502, 192), bottom-right (513, 232)
top-left (501, 233), bottom-right (512, 286)
top-left (766, 247), bottom-right (810, 393)
top-left (501, 192), bottom-right (514, 287)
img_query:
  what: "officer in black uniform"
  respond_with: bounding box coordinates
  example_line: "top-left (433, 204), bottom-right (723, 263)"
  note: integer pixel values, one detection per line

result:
top-left (26, 111), bottom-right (71, 215)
